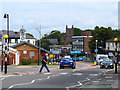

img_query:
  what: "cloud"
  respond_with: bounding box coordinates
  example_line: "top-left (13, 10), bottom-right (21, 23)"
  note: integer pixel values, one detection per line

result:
top-left (1, 2), bottom-right (118, 39)
top-left (1, 0), bottom-right (119, 2)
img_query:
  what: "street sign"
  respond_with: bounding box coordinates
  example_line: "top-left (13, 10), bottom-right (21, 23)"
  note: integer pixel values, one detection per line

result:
top-left (94, 49), bottom-right (98, 53)
top-left (108, 52), bottom-right (113, 56)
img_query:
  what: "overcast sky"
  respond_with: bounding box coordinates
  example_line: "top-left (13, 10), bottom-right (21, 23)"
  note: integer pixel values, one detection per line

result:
top-left (0, 0), bottom-right (119, 39)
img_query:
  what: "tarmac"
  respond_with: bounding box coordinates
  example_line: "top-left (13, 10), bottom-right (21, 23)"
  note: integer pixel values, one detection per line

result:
top-left (0, 64), bottom-right (120, 89)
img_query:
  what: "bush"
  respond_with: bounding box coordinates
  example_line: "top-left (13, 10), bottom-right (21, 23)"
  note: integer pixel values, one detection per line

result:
top-left (21, 58), bottom-right (32, 65)
top-left (33, 59), bottom-right (42, 63)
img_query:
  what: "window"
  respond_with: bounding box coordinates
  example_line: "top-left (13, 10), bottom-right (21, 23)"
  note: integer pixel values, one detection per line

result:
top-left (30, 52), bottom-right (34, 56)
top-left (24, 46), bottom-right (27, 49)
top-left (23, 50), bottom-right (27, 54)
top-left (27, 40), bottom-right (30, 43)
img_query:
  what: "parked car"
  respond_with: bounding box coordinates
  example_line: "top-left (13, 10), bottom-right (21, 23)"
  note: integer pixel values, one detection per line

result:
top-left (60, 57), bottom-right (76, 69)
top-left (100, 58), bottom-right (114, 69)
top-left (96, 54), bottom-right (108, 65)
top-left (118, 61), bottom-right (120, 66)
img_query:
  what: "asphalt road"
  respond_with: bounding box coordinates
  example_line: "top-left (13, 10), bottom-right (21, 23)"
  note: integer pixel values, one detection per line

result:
top-left (1, 61), bottom-right (119, 89)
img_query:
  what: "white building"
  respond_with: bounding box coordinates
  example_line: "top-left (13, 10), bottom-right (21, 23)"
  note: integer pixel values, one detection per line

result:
top-left (0, 27), bottom-right (36, 46)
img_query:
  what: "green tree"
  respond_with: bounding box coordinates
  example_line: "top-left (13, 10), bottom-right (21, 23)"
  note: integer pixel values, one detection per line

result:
top-left (36, 39), bottom-right (53, 50)
top-left (89, 26), bottom-right (113, 54)
top-left (74, 28), bottom-right (82, 36)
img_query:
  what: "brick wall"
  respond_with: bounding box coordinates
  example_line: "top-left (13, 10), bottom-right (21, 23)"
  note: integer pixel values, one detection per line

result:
top-left (84, 37), bottom-right (92, 53)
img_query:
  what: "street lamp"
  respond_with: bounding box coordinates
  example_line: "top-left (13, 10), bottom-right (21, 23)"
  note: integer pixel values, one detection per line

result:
top-left (114, 38), bottom-right (118, 74)
top-left (4, 34), bottom-right (8, 74)
top-left (3, 13), bottom-right (10, 65)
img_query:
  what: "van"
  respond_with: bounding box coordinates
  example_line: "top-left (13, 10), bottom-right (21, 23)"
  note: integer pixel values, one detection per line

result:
top-left (96, 54), bottom-right (108, 65)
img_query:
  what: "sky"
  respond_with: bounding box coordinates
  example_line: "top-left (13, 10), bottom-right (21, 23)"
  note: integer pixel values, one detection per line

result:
top-left (0, 0), bottom-right (119, 39)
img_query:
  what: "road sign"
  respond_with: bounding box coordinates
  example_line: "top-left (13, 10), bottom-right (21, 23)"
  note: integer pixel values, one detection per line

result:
top-left (94, 49), bottom-right (98, 53)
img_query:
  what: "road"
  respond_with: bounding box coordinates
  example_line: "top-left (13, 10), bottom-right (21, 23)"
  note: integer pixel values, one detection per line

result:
top-left (1, 61), bottom-right (119, 89)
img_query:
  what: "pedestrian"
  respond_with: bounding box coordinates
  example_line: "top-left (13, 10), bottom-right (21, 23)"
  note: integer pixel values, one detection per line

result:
top-left (39, 53), bottom-right (50, 73)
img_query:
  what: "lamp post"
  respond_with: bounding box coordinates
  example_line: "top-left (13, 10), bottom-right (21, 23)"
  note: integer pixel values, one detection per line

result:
top-left (114, 38), bottom-right (118, 74)
top-left (4, 34), bottom-right (8, 74)
top-left (3, 13), bottom-right (10, 65)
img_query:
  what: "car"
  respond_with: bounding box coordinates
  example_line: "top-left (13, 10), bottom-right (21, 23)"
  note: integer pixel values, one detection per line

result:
top-left (118, 61), bottom-right (120, 66)
top-left (60, 57), bottom-right (76, 69)
top-left (100, 58), bottom-right (114, 69)
top-left (96, 54), bottom-right (108, 65)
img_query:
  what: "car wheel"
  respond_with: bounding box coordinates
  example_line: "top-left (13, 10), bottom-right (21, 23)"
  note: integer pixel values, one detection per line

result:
top-left (60, 66), bottom-right (63, 69)
top-left (72, 66), bottom-right (76, 69)
top-left (111, 67), bottom-right (114, 69)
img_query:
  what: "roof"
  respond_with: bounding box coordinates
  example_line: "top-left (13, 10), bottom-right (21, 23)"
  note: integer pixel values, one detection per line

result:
top-left (0, 30), bottom-right (35, 39)
top-left (11, 41), bottom-right (50, 53)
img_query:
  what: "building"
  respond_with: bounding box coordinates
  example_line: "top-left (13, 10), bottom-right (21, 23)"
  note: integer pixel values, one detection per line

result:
top-left (50, 44), bottom-right (72, 55)
top-left (11, 41), bottom-right (50, 63)
top-left (106, 36), bottom-right (120, 61)
top-left (46, 39), bottom-right (58, 45)
top-left (61, 25), bottom-right (74, 43)
top-left (72, 36), bottom-right (92, 54)
top-left (0, 41), bottom-right (50, 65)
top-left (0, 27), bottom-right (36, 46)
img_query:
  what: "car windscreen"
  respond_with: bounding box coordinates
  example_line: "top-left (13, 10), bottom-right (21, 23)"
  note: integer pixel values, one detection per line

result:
top-left (62, 58), bottom-right (72, 61)
top-left (103, 59), bottom-right (112, 63)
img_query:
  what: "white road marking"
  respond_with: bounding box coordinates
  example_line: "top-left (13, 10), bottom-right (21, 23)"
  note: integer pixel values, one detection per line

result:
top-left (8, 85), bottom-right (14, 89)
top-left (31, 80), bottom-right (35, 83)
top-left (90, 74), bottom-right (98, 76)
top-left (66, 81), bottom-right (82, 89)
top-left (92, 81), bottom-right (100, 83)
top-left (86, 78), bottom-right (90, 80)
top-left (73, 73), bottom-right (82, 76)
top-left (59, 73), bottom-right (68, 75)
top-left (105, 76), bottom-right (112, 79)
top-left (47, 76), bottom-right (50, 79)
top-left (43, 73), bottom-right (51, 75)
top-left (1, 78), bottom-right (5, 80)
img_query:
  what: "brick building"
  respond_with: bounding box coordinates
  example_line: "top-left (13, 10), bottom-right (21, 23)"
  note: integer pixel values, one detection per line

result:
top-left (11, 41), bottom-right (50, 63)
top-left (72, 30), bottom-right (92, 54)
top-left (0, 41), bottom-right (50, 65)
top-left (61, 25), bottom-right (74, 43)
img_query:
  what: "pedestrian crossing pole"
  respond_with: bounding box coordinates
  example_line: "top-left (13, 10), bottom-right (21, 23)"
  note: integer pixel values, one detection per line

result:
top-left (4, 34), bottom-right (8, 74)
top-left (114, 38), bottom-right (118, 74)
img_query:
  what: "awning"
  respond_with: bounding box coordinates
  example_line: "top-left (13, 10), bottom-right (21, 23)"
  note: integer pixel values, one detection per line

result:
top-left (70, 51), bottom-right (81, 54)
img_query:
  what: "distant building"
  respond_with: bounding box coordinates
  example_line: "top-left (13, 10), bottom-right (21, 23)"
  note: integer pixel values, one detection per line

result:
top-left (106, 36), bottom-right (120, 61)
top-left (0, 27), bottom-right (36, 46)
top-left (61, 25), bottom-right (74, 43)
top-left (72, 36), bottom-right (92, 54)
top-left (46, 39), bottom-right (58, 45)
top-left (50, 44), bottom-right (72, 55)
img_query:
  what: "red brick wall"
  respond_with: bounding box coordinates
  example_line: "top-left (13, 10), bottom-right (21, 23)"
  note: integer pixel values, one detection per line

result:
top-left (81, 31), bottom-right (92, 36)
top-left (0, 53), bottom-right (15, 65)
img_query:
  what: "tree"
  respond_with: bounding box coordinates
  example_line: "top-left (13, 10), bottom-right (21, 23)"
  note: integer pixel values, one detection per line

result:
top-left (89, 26), bottom-right (113, 54)
top-left (36, 39), bottom-right (53, 50)
top-left (74, 28), bottom-right (82, 36)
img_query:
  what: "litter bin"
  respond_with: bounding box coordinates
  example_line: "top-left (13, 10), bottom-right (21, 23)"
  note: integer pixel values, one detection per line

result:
top-left (94, 60), bottom-right (96, 65)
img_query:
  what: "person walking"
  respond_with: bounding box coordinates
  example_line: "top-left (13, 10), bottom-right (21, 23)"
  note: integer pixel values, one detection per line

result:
top-left (39, 53), bottom-right (50, 73)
